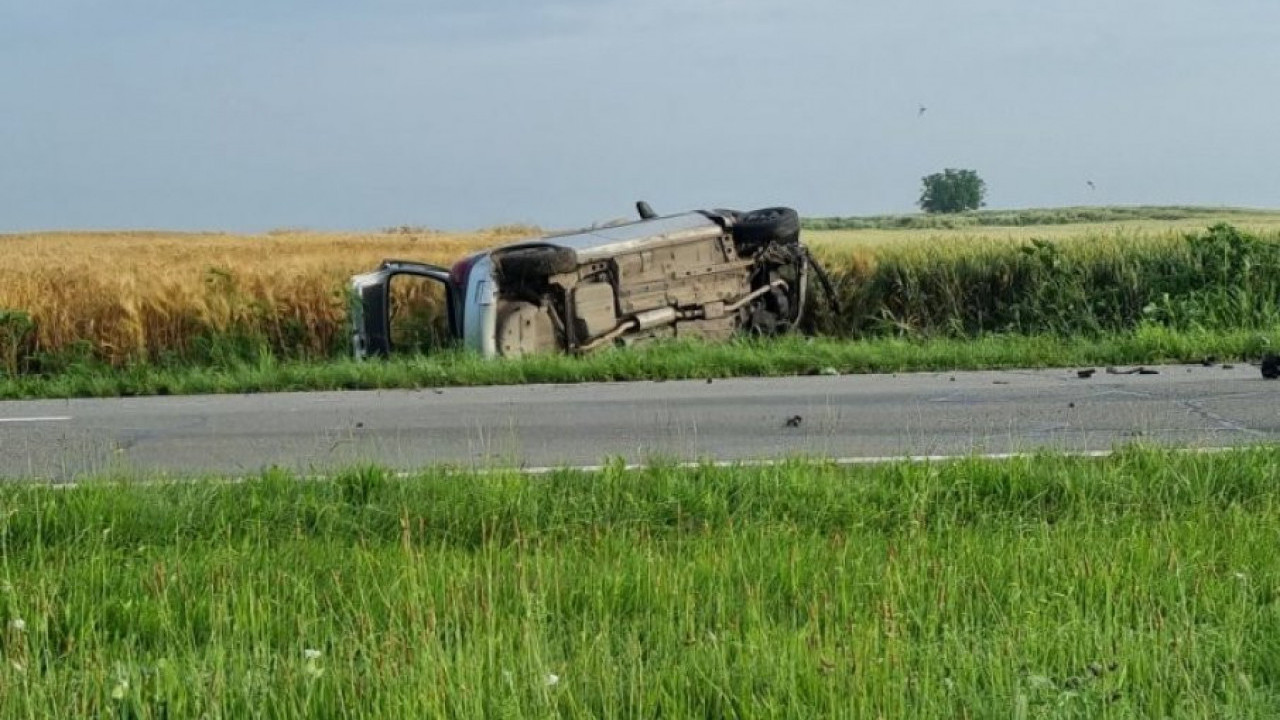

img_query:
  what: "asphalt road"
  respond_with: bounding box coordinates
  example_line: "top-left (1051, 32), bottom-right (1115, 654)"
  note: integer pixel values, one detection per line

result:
top-left (0, 364), bottom-right (1277, 479)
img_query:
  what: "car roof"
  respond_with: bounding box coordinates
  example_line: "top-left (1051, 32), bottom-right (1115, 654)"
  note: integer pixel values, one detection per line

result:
top-left (503, 212), bottom-right (722, 260)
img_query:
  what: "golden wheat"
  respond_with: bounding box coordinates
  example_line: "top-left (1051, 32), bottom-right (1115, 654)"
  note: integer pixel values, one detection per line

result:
top-left (3, 213), bottom-right (1277, 366)
top-left (0, 229), bottom-right (521, 364)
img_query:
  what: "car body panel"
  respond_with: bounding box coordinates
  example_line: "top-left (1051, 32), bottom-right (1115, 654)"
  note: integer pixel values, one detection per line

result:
top-left (460, 255), bottom-right (497, 358)
top-left (506, 213), bottom-right (724, 263)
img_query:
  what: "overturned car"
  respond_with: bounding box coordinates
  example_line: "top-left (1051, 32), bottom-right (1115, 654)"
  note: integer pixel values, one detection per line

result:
top-left (350, 202), bottom-right (836, 359)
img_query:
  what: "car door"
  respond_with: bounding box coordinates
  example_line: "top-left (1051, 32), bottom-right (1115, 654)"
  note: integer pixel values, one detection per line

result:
top-left (349, 261), bottom-right (456, 359)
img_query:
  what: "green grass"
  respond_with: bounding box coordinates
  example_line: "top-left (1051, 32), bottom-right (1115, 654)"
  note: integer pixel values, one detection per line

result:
top-left (4, 447), bottom-right (1280, 717)
top-left (0, 325), bottom-right (1275, 400)
top-left (808, 223), bottom-right (1280, 338)
top-left (803, 204), bottom-right (1280, 230)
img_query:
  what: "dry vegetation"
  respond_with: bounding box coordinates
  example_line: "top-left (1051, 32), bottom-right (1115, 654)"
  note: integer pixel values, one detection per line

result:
top-left (3, 210), bottom-right (1280, 371)
top-left (0, 228), bottom-right (524, 367)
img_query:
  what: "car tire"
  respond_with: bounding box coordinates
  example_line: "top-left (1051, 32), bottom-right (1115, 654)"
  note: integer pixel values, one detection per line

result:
top-left (495, 247), bottom-right (578, 278)
top-left (733, 207), bottom-right (801, 247)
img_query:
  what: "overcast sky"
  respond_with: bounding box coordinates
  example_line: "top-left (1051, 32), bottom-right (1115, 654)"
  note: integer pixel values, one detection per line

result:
top-left (2, 0), bottom-right (1277, 231)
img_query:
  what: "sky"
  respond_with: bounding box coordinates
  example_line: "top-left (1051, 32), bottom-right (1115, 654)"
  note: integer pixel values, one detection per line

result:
top-left (1, 0), bottom-right (1277, 231)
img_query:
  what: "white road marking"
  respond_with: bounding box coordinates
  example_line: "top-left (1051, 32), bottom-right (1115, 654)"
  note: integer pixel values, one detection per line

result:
top-left (507, 447), bottom-right (1224, 475)
top-left (24, 445), bottom-right (1249, 489)
top-left (0, 416), bottom-right (72, 424)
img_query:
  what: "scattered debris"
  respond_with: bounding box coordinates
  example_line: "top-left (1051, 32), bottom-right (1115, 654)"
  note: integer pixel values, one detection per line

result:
top-left (1106, 366), bottom-right (1158, 375)
top-left (785, 415), bottom-right (803, 428)
top-left (1077, 369), bottom-right (1096, 379)
top-left (1262, 353), bottom-right (1280, 380)
top-left (1068, 402), bottom-right (1075, 409)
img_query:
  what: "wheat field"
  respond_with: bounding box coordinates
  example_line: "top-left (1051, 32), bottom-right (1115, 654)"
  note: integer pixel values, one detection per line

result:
top-left (0, 228), bottom-right (523, 367)
top-left (2, 210), bottom-right (1279, 370)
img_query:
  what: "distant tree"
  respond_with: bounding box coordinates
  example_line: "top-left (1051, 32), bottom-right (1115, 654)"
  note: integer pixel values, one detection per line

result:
top-left (918, 169), bottom-right (986, 214)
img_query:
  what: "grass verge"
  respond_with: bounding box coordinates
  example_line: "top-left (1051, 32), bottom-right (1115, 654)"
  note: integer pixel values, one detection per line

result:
top-left (0, 325), bottom-right (1275, 400)
top-left (3, 446), bottom-right (1280, 716)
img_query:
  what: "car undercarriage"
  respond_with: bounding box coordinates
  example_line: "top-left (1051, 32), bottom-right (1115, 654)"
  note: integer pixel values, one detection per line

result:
top-left (350, 203), bottom-right (837, 359)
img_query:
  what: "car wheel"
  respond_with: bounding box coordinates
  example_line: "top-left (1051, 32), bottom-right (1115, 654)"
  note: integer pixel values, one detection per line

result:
top-left (495, 247), bottom-right (578, 279)
top-left (733, 206), bottom-right (801, 247)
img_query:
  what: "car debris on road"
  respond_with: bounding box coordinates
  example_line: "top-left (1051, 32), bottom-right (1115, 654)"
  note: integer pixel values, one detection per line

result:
top-left (350, 202), bottom-right (839, 359)
top-left (1263, 353), bottom-right (1280, 379)
top-left (1105, 366), bottom-right (1159, 375)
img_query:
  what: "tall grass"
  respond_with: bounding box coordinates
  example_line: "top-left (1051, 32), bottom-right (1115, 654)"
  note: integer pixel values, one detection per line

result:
top-left (3, 327), bottom-right (1276, 401)
top-left (803, 204), bottom-right (1280, 230)
top-left (3, 447), bottom-right (1280, 717)
top-left (3, 214), bottom-right (1280, 375)
top-left (812, 223), bottom-right (1280, 337)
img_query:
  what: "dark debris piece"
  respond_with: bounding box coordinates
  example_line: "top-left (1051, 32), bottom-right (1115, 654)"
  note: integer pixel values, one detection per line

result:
top-left (785, 415), bottom-right (803, 428)
top-left (1107, 366), bottom-right (1158, 375)
top-left (1263, 353), bottom-right (1280, 380)
top-left (1077, 369), bottom-right (1096, 379)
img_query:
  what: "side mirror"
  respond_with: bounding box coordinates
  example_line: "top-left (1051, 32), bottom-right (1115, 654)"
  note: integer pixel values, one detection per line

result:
top-left (636, 201), bottom-right (657, 219)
